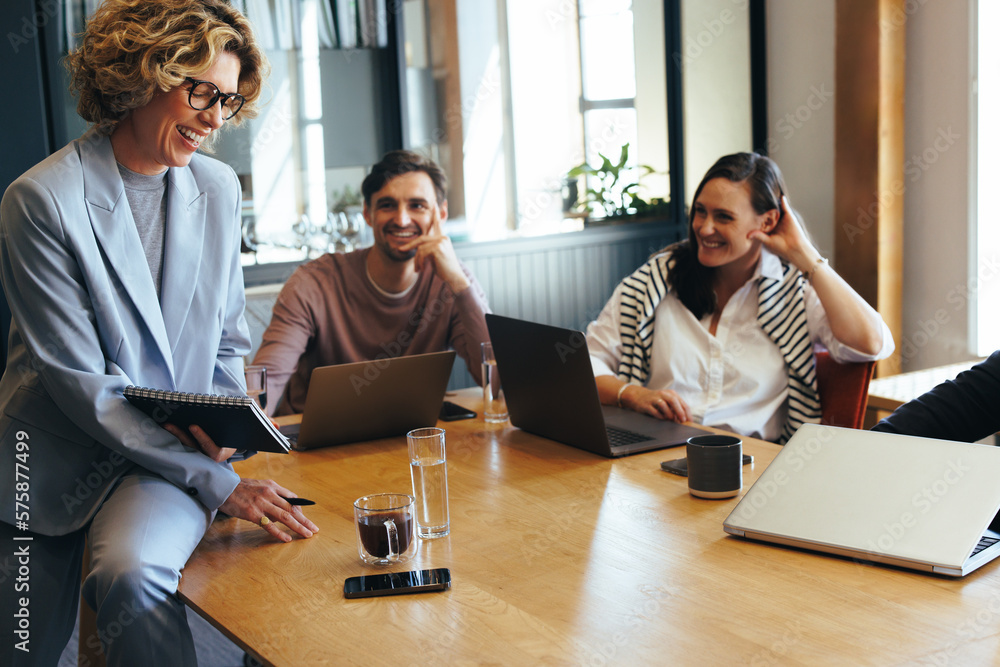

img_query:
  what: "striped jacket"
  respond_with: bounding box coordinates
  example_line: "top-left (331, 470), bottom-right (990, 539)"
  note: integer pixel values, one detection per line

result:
top-left (616, 250), bottom-right (822, 443)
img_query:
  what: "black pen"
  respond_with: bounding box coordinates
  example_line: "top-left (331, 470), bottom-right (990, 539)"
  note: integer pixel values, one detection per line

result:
top-left (286, 497), bottom-right (316, 506)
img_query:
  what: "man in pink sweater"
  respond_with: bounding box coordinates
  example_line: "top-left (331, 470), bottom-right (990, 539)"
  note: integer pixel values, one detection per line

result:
top-left (253, 151), bottom-right (491, 416)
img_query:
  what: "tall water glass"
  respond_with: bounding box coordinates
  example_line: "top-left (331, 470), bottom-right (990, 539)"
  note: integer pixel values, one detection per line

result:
top-left (244, 364), bottom-right (267, 410)
top-left (481, 342), bottom-right (508, 423)
top-left (407, 427), bottom-right (450, 538)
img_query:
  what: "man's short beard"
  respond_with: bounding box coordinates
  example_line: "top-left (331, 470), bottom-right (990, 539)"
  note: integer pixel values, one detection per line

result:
top-left (376, 239), bottom-right (417, 262)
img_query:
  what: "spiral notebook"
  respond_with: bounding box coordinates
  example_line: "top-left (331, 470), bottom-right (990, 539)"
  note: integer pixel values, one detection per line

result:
top-left (123, 386), bottom-right (290, 454)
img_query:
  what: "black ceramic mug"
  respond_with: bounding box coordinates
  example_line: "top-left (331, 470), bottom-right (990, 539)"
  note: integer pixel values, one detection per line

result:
top-left (686, 435), bottom-right (742, 499)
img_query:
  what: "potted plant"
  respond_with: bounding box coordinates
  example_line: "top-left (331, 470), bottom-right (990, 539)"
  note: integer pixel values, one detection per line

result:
top-left (330, 184), bottom-right (363, 215)
top-left (565, 143), bottom-right (667, 223)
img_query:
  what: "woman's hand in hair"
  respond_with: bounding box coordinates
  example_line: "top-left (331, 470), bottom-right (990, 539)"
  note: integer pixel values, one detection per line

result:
top-left (747, 196), bottom-right (823, 274)
top-left (751, 197), bottom-right (886, 355)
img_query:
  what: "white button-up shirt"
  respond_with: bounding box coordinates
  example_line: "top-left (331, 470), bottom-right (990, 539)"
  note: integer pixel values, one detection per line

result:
top-left (586, 249), bottom-right (895, 442)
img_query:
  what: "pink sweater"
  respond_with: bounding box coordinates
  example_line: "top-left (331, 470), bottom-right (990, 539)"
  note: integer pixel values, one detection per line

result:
top-left (253, 248), bottom-right (490, 416)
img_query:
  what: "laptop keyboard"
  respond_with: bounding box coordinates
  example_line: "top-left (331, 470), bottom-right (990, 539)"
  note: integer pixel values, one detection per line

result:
top-left (606, 426), bottom-right (654, 448)
top-left (971, 535), bottom-right (1000, 557)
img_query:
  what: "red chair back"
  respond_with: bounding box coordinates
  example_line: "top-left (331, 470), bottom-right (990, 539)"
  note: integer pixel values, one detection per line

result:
top-left (814, 348), bottom-right (876, 429)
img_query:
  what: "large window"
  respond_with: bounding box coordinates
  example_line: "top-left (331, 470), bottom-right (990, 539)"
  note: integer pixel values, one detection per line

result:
top-left (47, 1), bottom-right (683, 272)
top-left (213, 0), bottom-right (680, 266)
top-left (423, 0), bottom-right (672, 239)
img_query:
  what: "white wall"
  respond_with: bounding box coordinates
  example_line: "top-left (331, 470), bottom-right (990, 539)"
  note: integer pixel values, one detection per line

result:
top-left (899, 0), bottom-right (976, 370)
top-left (766, 0), bottom-right (976, 372)
top-left (765, 1), bottom-right (836, 257)
top-left (634, 0), bottom-right (670, 201)
top-left (681, 0), bottom-right (754, 199)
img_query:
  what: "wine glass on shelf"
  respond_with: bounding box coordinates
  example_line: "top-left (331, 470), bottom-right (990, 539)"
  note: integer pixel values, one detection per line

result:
top-left (327, 212), bottom-right (351, 253)
top-left (292, 214), bottom-right (312, 252)
top-left (342, 210), bottom-right (363, 250)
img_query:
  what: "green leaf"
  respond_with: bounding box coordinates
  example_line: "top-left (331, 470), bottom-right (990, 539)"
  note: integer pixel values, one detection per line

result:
top-left (617, 143), bottom-right (630, 170)
top-left (567, 164), bottom-right (596, 177)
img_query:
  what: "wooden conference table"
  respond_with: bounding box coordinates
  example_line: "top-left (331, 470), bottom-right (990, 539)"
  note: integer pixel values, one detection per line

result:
top-left (178, 389), bottom-right (1000, 666)
top-left (864, 359), bottom-right (984, 429)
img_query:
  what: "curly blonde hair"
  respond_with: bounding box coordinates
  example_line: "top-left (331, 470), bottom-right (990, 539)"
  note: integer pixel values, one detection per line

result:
top-left (67, 0), bottom-right (267, 137)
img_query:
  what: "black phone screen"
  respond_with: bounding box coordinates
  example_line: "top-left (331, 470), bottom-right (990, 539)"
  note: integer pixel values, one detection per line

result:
top-left (439, 400), bottom-right (476, 421)
top-left (344, 568), bottom-right (452, 598)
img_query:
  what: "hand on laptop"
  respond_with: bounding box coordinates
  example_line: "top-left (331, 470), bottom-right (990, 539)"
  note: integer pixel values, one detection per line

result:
top-left (620, 385), bottom-right (693, 423)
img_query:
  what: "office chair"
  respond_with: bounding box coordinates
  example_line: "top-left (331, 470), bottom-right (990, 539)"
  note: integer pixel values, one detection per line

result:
top-left (814, 347), bottom-right (876, 429)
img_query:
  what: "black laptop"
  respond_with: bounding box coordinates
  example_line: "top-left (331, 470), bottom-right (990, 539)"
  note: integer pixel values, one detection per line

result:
top-left (485, 314), bottom-right (704, 457)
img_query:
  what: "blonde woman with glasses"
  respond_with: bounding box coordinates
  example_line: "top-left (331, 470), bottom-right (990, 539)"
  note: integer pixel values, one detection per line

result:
top-left (0, 1), bottom-right (316, 664)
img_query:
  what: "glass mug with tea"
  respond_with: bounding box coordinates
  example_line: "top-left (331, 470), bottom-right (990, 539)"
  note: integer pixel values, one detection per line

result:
top-left (353, 493), bottom-right (417, 566)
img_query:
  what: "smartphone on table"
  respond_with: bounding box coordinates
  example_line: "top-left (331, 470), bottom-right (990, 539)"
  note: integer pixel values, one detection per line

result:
top-left (439, 400), bottom-right (476, 421)
top-left (660, 455), bottom-right (753, 476)
top-left (344, 568), bottom-right (452, 598)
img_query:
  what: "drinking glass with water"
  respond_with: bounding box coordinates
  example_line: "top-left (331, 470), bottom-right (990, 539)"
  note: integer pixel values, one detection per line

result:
top-left (244, 364), bottom-right (267, 410)
top-left (407, 427), bottom-right (450, 538)
top-left (481, 342), bottom-right (508, 423)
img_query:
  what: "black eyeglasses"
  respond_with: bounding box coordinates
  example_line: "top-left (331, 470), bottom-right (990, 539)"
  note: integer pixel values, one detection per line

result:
top-left (185, 77), bottom-right (245, 120)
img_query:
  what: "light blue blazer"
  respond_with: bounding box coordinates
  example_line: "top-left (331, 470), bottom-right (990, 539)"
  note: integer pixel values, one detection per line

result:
top-left (0, 131), bottom-right (251, 536)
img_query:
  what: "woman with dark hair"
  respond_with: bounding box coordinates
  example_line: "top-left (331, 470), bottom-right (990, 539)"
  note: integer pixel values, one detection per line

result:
top-left (0, 1), bottom-right (316, 664)
top-left (586, 152), bottom-right (894, 443)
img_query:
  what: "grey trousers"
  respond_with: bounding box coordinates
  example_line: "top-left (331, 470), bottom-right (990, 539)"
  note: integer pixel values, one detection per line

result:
top-left (0, 471), bottom-right (213, 666)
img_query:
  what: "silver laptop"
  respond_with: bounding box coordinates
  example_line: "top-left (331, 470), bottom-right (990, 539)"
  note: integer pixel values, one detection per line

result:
top-left (485, 314), bottom-right (704, 457)
top-left (283, 351), bottom-right (455, 450)
top-left (724, 424), bottom-right (1000, 577)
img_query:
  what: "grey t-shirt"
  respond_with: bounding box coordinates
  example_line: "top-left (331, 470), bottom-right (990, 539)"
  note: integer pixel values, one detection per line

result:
top-left (117, 163), bottom-right (166, 299)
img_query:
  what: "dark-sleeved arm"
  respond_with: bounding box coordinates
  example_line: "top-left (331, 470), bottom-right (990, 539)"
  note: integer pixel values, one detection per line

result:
top-left (872, 351), bottom-right (1000, 442)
